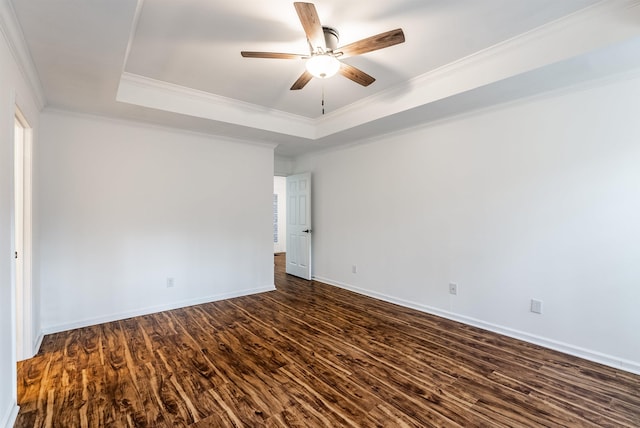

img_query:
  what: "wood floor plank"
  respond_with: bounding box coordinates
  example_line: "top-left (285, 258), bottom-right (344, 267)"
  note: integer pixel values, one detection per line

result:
top-left (255, 292), bottom-right (472, 385)
top-left (15, 254), bottom-right (640, 427)
top-left (228, 296), bottom-right (480, 427)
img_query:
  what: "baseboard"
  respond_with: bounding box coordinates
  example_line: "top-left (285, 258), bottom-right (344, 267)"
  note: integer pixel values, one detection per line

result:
top-left (32, 331), bottom-right (44, 356)
top-left (42, 285), bottom-right (276, 335)
top-left (314, 275), bottom-right (640, 376)
top-left (1, 402), bottom-right (19, 428)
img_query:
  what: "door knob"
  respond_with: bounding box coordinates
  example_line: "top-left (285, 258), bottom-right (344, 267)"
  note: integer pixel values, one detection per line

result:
top-left (302, 229), bottom-right (311, 233)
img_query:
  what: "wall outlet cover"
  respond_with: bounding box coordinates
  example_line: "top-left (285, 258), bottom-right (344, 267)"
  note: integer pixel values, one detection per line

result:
top-left (531, 299), bottom-right (543, 314)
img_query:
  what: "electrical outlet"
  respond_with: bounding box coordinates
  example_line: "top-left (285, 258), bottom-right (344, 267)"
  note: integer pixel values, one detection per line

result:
top-left (449, 283), bottom-right (458, 295)
top-left (167, 277), bottom-right (175, 288)
top-left (352, 265), bottom-right (357, 274)
top-left (530, 299), bottom-right (543, 314)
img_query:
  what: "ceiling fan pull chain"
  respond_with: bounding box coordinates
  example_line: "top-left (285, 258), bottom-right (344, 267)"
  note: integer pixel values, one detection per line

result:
top-left (322, 81), bottom-right (325, 115)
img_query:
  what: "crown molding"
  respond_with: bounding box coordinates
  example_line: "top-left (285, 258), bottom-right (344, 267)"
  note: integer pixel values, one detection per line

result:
top-left (0, 0), bottom-right (46, 109)
top-left (117, 72), bottom-right (317, 139)
top-left (116, 0), bottom-right (640, 142)
top-left (121, 0), bottom-right (145, 74)
top-left (43, 106), bottom-right (279, 150)
top-left (315, 0), bottom-right (640, 138)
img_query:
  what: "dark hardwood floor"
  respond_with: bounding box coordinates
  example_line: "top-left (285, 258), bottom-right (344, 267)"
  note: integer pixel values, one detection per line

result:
top-left (15, 254), bottom-right (640, 427)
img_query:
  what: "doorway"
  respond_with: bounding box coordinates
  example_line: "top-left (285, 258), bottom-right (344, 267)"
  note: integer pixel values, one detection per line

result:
top-left (273, 176), bottom-right (287, 254)
top-left (14, 108), bottom-right (33, 361)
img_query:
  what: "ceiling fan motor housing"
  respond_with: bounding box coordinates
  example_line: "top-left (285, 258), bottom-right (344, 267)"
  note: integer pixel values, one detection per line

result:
top-left (322, 26), bottom-right (339, 52)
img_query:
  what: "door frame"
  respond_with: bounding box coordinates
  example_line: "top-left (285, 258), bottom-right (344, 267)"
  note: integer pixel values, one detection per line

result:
top-left (13, 105), bottom-right (34, 361)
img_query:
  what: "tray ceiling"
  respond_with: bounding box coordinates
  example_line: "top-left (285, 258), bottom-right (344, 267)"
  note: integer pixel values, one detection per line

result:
top-left (9, 0), bottom-right (640, 156)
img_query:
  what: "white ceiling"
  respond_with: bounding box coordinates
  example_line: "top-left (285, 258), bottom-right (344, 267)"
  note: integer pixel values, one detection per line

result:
top-left (9, 0), bottom-right (640, 157)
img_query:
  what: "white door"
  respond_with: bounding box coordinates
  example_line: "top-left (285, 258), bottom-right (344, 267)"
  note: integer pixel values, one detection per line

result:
top-left (286, 173), bottom-right (312, 279)
top-left (14, 110), bottom-right (33, 361)
top-left (14, 117), bottom-right (24, 360)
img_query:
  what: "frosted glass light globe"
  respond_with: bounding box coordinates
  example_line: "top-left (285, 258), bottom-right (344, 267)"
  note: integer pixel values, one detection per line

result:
top-left (305, 54), bottom-right (340, 78)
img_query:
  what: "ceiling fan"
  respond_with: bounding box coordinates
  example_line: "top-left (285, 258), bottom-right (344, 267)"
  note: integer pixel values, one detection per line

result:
top-left (241, 2), bottom-right (405, 90)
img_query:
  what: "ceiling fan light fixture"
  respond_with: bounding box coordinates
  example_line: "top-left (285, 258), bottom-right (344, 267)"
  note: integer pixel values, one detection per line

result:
top-left (241, 3), bottom-right (405, 90)
top-left (305, 54), bottom-right (340, 79)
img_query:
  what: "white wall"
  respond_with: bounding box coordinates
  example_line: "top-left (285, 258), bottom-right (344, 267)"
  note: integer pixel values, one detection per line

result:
top-left (274, 155), bottom-right (294, 176)
top-left (296, 74), bottom-right (640, 373)
top-left (38, 111), bottom-right (275, 332)
top-left (273, 176), bottom-right (287, 253)
top-left (0, 13), bottom-right (41, 428)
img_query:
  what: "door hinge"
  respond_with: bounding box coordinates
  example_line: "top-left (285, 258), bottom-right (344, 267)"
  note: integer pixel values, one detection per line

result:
top-left (15, 251), bottom-right (18, 259)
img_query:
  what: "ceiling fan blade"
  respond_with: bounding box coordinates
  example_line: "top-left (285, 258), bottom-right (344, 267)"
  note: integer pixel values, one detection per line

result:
top-left (338, 28), bottom-right (405, 58)
top-left (291, 70), bottom-right (313, 90)
top-left (241, 51), bottom-right (304, 59)
top-left (339, 63), bottom-right (375, 87)
top-left (294, 2), bottom-right (326, 52)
